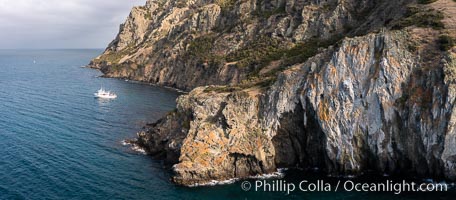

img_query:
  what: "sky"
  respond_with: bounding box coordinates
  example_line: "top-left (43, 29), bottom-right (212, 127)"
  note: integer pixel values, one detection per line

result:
top-left (0, 0), bottom-right (147, 49)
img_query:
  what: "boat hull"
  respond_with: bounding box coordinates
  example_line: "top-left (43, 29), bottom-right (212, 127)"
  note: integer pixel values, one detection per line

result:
top-left (94, 94), bottom-right (117, 99)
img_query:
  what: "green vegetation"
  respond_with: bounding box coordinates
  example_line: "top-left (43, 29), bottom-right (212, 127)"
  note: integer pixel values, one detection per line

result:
top-left (187, 35), bottom-right (216, 58)
top-left (187, 3), bottom-right (341, 92)
top-left (100, 48), bottom-right (130, 64)
top-left (225, 36), bottom-right (282, 69)
top-left (281, 38), bottom-right (340, 67)
top-left (227, 36), bottom-right (340, 70)
top-left (204, 86), bottom-right (239, 93)
top-left (252, 4), bottom-right (286, 18)
top-left (186, 34), bottom-right (224, 65)
top-left (203, 36), bottom-right (340, 93)
top-left (201, 35), bottom-right (342, 93)
top-left (92, 43), bottom-right (141, 71)
top-left (138, 6), bottom-right (152, 20)
top-left (215, 0), bottom-right (236, 11)
top-left (97, 53), bottom-right (123, 64)
top-left (243, 36), bottom-right (341, 82)
top-left (392, 6), bottom-right (444, 30)
top-left (156, 0), bottom-right (167, 8)
top-left (438, 35), bottom-right (455, 51)
top-left (444, 55), bottom-right (456, 83)
top-left (175, 1), bottom-right (187, 8)
top-left (144, 12), bottom-right (152, 20)
top-left (96, 51), bottom-right (129, 69)
top-left (203, 76), bottom-right (277, 93)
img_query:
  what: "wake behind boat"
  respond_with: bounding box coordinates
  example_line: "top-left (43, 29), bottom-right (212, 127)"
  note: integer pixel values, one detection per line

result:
top-left (94, 88), bottom-right (117, 99)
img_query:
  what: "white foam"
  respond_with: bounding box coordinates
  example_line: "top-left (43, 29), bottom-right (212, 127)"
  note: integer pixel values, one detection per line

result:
top-left (189, 178), bottom-right (239, 187)
top-left (344, 175), bottom-right (356, 179)
top-left (164, 86), bottom-right (186, 93)
top-left (188, 168), bottom-right (287, 187)
top-left (250, 169), bottom-right (286, 179)
top-left (131, 145), bottom-right (147, 155)
top-left (121, 140), bottom-right (147, 155)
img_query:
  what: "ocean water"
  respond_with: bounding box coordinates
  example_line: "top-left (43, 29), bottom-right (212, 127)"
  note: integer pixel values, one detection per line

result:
top-left (0, 49), bottom-right (455, 200)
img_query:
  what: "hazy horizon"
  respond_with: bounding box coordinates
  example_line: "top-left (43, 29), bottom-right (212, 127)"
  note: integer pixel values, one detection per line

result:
top-left (0, 0), bottom-right (147, 49)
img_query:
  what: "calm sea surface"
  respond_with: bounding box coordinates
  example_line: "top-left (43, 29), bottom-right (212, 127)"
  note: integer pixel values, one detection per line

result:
top-left (0, 50), bottom-right (454, 199)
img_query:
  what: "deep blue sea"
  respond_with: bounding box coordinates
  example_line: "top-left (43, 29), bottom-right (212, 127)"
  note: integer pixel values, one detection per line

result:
top-left (0, 50), bottom-right (455, 199)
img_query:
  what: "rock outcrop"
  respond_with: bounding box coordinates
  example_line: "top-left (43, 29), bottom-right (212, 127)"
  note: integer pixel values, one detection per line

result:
top-left (92, 0), bottom-right (456, 186)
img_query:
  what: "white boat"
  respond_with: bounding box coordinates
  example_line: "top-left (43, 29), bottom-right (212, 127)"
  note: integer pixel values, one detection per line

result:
top-left (94, 88), bottom-right (117, 99)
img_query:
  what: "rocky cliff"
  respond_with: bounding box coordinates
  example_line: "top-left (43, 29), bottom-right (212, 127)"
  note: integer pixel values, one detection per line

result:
top-left (89, 0), bottom-right (412, 91)
top-left (92, 0), bottom-right (456, 186)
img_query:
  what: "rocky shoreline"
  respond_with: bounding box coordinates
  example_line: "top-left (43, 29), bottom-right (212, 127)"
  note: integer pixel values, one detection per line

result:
top-left (90, 0), bottom-right (456, 186)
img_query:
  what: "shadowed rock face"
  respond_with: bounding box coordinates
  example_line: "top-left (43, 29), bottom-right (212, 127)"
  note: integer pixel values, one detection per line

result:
top-left (93, 0), bottom-right (456, 186)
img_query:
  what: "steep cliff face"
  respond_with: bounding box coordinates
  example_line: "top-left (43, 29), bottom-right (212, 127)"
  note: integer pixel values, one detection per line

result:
top-left (89, 0), bottom-right (411, 91)
top-left (137, 29), bottom-right (456, 185)
top-left (93, 0), bottom-right (456, 186)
